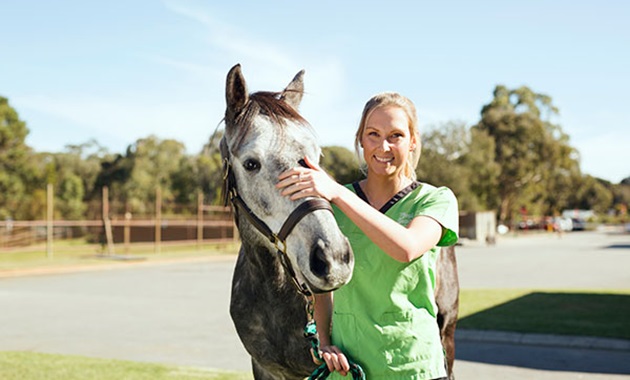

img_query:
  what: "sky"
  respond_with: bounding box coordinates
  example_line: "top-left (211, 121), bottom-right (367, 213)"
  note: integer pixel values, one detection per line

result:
top-left (1, 0), bottom-right (628, 183)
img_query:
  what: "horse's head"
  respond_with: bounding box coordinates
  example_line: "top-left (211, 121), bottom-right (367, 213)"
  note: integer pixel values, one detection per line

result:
top-left (221, 64), bottom-right (354, 294)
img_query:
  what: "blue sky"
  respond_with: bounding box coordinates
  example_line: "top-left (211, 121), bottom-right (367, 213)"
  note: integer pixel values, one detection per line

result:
top-left (1, 0), bottom-right (628, 183)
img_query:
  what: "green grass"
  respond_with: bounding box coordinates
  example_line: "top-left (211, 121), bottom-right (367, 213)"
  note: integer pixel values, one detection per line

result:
top-left (459, 288), bottom-right (630, 339)
top-left (0, 351), bottom-right (252, 380)
top-left (0, 239), bottom-right (239, 272)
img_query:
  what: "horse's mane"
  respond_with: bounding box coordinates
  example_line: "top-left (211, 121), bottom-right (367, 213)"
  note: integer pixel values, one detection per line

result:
top-left (229, 91), bottom-right (310, 152)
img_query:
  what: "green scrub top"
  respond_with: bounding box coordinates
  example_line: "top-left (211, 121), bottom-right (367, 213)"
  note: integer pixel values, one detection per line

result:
top-left (329, 182), bottom-right (459, 379)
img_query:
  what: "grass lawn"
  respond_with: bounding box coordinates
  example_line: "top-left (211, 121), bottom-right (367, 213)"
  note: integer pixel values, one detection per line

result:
top-left (0, 239), bottom-right (239, 273)
top-left (459, 288), bottom-right (630, 340)
top-left (0, 351), bottom-right (252, 380)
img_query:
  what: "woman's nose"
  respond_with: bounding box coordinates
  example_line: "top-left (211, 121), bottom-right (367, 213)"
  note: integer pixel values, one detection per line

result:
top-left (380, 138), bottom-right (391, 151)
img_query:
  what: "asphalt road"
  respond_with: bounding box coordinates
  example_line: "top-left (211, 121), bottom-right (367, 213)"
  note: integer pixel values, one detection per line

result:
top-left (1, 230), bottom-right (629, 379)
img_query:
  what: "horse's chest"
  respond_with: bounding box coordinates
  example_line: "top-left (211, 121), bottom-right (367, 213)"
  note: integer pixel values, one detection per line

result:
top-left (230, 258), bottom-right (311, 358)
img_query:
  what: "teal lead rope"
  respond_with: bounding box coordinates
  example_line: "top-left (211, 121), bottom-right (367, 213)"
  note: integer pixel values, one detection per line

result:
top-left (303, 319), bottom-right (366, 380)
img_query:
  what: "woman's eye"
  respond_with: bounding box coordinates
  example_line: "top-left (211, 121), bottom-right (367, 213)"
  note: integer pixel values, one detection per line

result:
top-left (243, 158), bottom-right (261, 171)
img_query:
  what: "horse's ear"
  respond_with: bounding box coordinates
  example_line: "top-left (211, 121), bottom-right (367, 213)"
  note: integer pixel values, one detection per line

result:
top-left (225, 64), bottom-right (249, 122)
top-left (281, 70), bottom-right (305, 110)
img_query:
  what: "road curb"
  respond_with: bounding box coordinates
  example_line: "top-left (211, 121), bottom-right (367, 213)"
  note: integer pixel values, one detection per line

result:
top-left (456, 329), bottom-right (630, 351)
top-left (0, 254), bottom-right (237, 279)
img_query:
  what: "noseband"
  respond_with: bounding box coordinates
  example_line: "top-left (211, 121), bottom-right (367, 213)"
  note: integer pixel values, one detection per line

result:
top-left (220, 139), bottom-right (332, 297)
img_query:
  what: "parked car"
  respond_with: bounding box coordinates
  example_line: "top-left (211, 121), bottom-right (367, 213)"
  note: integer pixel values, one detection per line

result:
top-left (571, 218), bottom-right (586, 231)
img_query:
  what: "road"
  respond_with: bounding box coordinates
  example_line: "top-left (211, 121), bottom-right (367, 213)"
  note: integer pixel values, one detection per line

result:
top-left (1, 230), bottom-right (629, 379)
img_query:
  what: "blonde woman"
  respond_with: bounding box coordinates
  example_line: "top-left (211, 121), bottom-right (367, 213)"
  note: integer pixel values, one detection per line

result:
top-left (278, 92), bottom-right (459, 379)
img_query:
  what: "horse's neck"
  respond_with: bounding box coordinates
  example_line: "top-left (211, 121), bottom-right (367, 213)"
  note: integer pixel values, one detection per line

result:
top-left (232, 240), bottom-right (308, 330)
top-left (230, 229), bottom-right (316, 377)
top-left (239, 240), bottom-right (283, 283)
top-left (232, 217), bottom-right (309, 311)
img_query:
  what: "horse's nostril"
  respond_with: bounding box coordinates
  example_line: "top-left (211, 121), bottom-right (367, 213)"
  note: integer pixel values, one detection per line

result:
top-left (310, 243), bottom-right (330, 278)
top-left (342, 249), bottom-right (351, 265)
top-left (342, 239), bottom-right (352, 264)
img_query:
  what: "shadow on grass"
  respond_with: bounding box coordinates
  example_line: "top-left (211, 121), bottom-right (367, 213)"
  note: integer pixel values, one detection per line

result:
top-left (606, 244), bottom-right (630, 249)
top-left (456, 292), bottom-right (630, 375)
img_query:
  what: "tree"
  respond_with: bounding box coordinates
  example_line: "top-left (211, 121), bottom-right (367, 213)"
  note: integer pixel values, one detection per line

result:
top-left (418, 121), bottom-right (474, 210)
top-left (32, 140), bottom-right (111, 220)
top-left (63, 139), bottom-right (110, 197)
top-left (417, 121), bottom-right (500, 212)
top-left (611, 181), bottom-right (630, 222)
top-left (473, 85), bottom-right (579, 223)
top-left (90, 150), bottom-right (132, 219)
top-left (570, 175), bottom-right (614, 214)
top-left (196, 131), bottom-right (226, 205)
top-left (122, 136), bottom-right (188, 215)
top-left (320, 146), bottom-right (362, 184)
top-left (194, 153), bottom-right (223, 205)
top-left (0, 96), bottom-right (38, 219)
top-left (91, 136), bottom-right (189, 216)
top-left (462, 128), bottom-right (501, 212)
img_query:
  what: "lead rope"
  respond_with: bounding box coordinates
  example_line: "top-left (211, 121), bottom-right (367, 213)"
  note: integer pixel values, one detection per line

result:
top-left (303, 298), bottom-right (366, 380)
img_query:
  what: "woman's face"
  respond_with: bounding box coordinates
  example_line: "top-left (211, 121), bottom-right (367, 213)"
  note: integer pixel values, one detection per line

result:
top-left (360, 106), bottom-right (415, 178)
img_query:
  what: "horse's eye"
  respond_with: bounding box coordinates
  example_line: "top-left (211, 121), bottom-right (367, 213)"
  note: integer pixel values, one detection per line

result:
top-left (243, 158), bottom-right (261, 172)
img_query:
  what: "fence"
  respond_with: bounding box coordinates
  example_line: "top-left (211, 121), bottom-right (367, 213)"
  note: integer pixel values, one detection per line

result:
top-left (0, 185), bottom-right (237, 257)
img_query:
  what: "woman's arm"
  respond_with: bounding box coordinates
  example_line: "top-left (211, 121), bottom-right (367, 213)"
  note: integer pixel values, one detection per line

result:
top-left (313, 292), bottom-right (333, 347)
top-left (329, 184), bottom-right (442, 262)
top-left (313, 292), bottom-right (350, 376)
top-left (277, 157), bottom-right (442, 262)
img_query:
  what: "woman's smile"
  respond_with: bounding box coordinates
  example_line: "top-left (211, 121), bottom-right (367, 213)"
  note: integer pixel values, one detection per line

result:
top-left (374, 155), bottom-right (394, 163)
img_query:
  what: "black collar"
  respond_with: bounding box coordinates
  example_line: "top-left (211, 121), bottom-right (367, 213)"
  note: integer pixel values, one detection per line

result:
top-left (352, 181), bottom-right (420, 214)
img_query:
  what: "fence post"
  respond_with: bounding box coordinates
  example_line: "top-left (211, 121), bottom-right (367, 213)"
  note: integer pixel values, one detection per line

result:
top-left (197, 191), bottom-right (203, 249)
top-left (124, 212), bottom-right (131, 254)
top-left (46, 183), bottom-right (53, 259)
top-left (155, 187), bottom-right (162, 254)
top-left (102, 186), bottom-right (115, 255)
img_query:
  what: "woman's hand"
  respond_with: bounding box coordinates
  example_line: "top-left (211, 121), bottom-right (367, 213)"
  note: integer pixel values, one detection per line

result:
top-left (276, 156), bottom-right (341, 202)
top-left (315, 345), bottom-right (351, 376)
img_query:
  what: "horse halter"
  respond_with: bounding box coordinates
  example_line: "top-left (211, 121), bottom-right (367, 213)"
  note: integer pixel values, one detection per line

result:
top-left (220, 139), bottom-right (333, 297)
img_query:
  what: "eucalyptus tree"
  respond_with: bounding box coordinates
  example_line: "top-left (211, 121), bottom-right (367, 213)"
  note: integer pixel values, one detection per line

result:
top-left (473, 85), bottom-right (579, 223)
top-left (0, 96), bottom-right (38, 219)
top-left (122, 136), bottom-right (187, 215)
top-left (320, 145), bottom-right (363, 184)
top-left (417, 121), bottom-right (499, 213)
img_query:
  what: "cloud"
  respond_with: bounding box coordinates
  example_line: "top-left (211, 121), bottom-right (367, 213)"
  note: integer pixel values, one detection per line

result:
top-left (161, 0), bottom-right (355, 148)
top-left (162, 0), bottom-right (299, 86)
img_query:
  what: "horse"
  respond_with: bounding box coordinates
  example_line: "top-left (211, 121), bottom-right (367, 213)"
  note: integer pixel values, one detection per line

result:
top-left (222, 64), bottom-right (355, 379)
top-left (221, 64), bottom-right (460, 380)
top-left (436, 245), bottom-right (459, 380)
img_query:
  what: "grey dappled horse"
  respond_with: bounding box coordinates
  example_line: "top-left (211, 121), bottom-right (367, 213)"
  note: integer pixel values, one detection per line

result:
top-left (222, 64), bottom-right (354, 379)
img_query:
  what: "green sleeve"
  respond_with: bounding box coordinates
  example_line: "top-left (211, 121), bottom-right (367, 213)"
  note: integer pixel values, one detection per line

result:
top-left (414, 186), bottom-right (459, 246)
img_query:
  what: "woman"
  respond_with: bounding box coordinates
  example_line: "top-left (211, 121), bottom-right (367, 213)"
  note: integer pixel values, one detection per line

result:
top-left (277, 92), bottom-right (459, 379)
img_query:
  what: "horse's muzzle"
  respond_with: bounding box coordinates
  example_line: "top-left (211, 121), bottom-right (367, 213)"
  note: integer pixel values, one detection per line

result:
top-left (306, 237), bottom-right (354, 294)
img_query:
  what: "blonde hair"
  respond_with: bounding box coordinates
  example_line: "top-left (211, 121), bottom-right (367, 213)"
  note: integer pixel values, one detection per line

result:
top-left (354, 92), bottom-right (421, 180)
